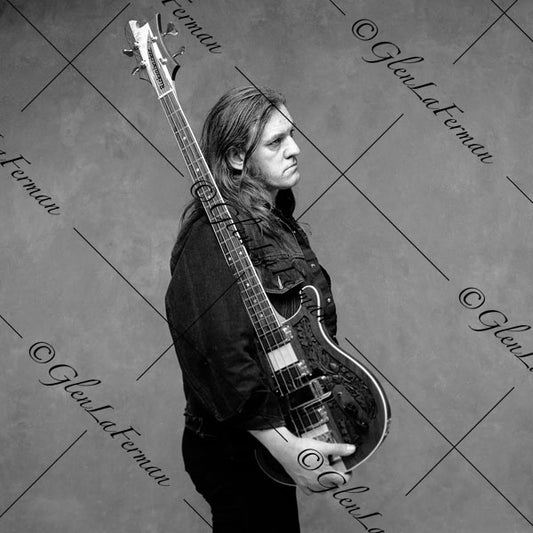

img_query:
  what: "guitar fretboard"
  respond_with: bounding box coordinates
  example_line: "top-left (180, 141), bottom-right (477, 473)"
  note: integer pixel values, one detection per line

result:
top-left (160, 92), bottom-right (287, 350)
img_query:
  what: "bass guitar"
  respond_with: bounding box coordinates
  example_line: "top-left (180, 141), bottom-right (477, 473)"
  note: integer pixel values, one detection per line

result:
top-left (124, 14), bottom-right (391, 485)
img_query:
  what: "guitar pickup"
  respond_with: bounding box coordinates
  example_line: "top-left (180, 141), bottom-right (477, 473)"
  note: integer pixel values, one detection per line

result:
top-left (286, 376), bottom-right (332, 411)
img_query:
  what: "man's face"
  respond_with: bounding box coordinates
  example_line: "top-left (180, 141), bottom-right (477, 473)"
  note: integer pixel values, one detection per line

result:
top-left (247, 104), bottom-right (301, 202)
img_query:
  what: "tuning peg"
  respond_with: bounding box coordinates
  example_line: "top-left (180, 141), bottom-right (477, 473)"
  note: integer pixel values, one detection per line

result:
top-left (131, 62), bottom-right (145, 76)
top-left (173, 46), bottom-right (186, 59)
top-left (164, 22), bottom-right (178, 36)
top-left (122, 48), bottom-right (134, 57)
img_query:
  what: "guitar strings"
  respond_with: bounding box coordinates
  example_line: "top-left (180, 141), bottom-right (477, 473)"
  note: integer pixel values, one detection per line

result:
top-left (159, 93), bottom-right (300, 397)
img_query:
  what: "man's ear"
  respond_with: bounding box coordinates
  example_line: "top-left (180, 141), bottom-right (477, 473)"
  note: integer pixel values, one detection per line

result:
top-left (226, 147), bottom-right (246, 171)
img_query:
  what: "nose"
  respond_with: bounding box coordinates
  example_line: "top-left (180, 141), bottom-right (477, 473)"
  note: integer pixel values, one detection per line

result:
top-left (285, 135), bottom-right (300, 158)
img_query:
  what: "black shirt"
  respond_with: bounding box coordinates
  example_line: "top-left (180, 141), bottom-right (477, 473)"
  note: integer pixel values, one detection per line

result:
top-left (165, 206), bottom-right (338, 436)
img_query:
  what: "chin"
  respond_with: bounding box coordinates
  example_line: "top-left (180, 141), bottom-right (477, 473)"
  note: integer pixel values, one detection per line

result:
top-left (272, 171), bottom-right (300, 194)
top-left (289, 170), bottom-right (301, 186)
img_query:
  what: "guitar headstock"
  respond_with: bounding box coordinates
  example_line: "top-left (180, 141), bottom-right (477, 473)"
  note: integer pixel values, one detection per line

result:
top-left (124, 13), bottom-right (185, 98)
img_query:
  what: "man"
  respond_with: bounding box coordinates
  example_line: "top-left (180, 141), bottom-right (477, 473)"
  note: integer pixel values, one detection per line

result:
top-left (165, 86), bottom-right (355, 533)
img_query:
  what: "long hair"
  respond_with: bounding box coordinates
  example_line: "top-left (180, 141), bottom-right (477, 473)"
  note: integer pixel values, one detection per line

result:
top-left (177, 85), bottom-right (297, 249)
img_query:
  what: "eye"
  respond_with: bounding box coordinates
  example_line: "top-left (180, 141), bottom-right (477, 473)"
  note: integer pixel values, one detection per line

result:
top-left (269, 138), bottom-right (282, 146)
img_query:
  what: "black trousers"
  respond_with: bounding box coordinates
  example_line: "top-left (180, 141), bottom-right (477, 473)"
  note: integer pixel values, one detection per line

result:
top-left (182, 427), bottom-right (301, 533)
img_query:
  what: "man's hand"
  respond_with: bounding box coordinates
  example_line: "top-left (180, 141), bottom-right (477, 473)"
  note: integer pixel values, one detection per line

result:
top-left (249, 426), bottom-right (355, 495)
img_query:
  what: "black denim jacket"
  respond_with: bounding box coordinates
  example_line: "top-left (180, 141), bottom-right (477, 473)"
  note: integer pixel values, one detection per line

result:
top-left (165, 207), bottom-right (338, 437)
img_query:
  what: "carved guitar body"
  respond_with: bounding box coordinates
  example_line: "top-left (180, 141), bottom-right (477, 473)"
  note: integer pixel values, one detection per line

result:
top-left (255, 285), bottom-right (391, 485)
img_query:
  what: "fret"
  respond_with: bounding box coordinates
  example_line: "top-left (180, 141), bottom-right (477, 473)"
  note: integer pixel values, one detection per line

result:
top-left (171, 125), bottom-right (191, 141)
top-left (173, 128), bottom-right (195, 144)
top-left (179, 138), bottom-right (200, 154)
top-left (230, 259), bottom-right (263, 290)
top-left (187, 154), bottom-right (205, 167)
top-left (164, 108), bottom-right (185, 128)
top-left (168, 107), bottom-right (184, 120)
top-left (236, 295), bottom-right (273, 327)
top-left (158, 88), bottom-right (174, 100)
top-left (173, 125), bottom-right (190, 140)
top-left (185, 156), bottom-right (205, 172)
top-left (165, 100), bottom-right (184, 118)
top-left (165, 107), bottom-right (191, 140)
top-left (240, 286), bottom-right (269, 308)
top-left (187, 168), bottom-right (208, 183)
top-left (180, 138), bottom-right (198, 152)
top-left (242, 305), bottom-right (271, 326)
top-left (240, 297), bottom-right (277, 326)
top-left (240, 278), bottom-right (264, 297)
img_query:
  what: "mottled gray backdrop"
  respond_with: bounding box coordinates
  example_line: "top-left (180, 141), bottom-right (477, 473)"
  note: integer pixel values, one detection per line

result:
top-left (1, 0), bottom-right (532, 532)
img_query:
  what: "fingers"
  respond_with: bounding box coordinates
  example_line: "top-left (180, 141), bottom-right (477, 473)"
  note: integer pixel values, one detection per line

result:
top-left (324, 442), bottom-right (356, 457)
top-left (318, 470), bottom-right (350, 489)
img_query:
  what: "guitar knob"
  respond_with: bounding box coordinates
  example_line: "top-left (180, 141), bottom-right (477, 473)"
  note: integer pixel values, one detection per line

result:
top-left (173, 46), bottom-right (186, 59)
top-left (164, 22), bottom-right (179, 36)
top-left (122, 48), bottom-right (134, 57)
top-left (131, 63), bottom-right (145, 76)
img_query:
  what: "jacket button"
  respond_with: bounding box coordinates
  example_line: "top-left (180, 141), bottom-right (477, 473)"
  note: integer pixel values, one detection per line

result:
top-left (326, 297), bottom-right (332, 303)
top-left (311, 263), bottom-right (316, 268)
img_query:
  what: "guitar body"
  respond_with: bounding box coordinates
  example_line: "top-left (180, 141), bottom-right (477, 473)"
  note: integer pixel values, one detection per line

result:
top-left (255, 285), bottom-right (391, 485)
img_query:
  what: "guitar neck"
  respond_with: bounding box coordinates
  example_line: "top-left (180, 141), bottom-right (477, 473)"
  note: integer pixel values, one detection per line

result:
top-left (160, 92), bottom-right (286, 349)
